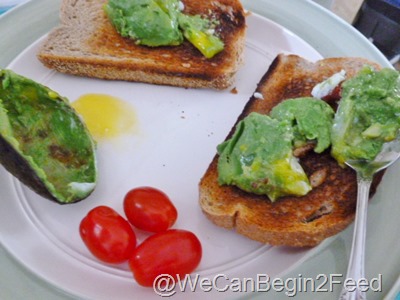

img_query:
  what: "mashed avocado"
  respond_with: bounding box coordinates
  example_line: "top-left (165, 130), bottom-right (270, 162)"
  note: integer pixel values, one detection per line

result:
top-left (104, 0), bottom-right (183, 47)
top-left (217, 67), bottom-right (400, 201)
top-left (217, 98), bottom-right (334, 201)
top-left (217, 112), bottom-right (312, 201)
top-left (178, 14), bottom-right (224, 58)
top-left (104, 0), bottom-right (224, 58)
top-left (331, 67), bottom-right (400, 166)
top-left (270, 97), bottom-right (335, 153)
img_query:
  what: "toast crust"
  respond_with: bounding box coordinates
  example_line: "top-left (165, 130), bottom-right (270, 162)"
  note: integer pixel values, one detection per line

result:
top-left (199, 54), bottom-right (384, 247)
top-left (37, 0), bottom-right (246, 89)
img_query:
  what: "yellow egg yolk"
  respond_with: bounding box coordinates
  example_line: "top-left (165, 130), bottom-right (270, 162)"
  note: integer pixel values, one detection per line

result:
top-left (72, 94), bottom-right (136, 139)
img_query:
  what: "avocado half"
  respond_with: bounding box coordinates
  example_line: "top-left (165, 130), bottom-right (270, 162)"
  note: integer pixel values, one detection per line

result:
top-left (0, 69), bottom-right (97, 204)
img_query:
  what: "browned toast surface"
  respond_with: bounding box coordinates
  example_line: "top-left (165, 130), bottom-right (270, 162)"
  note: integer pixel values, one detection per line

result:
top-left (37, 0), bottom-right (246, 89)
top-left (199, 54), bottom-right (384, 247)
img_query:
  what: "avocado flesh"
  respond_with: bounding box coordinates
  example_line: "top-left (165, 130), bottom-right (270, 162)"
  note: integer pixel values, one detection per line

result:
top-left (0, 69), bottom-right (97, 204)
top-left (178, 14), bottom-right (224, 59)
top-left (217, 112), bottom-right (312, 201)
top-left (217, 98), bottom-right (335, 201)
top-left (104, 0), bottom-right (224, 58)
top-left (104, 0), bottom-right (183, 47)
top-left (331, 67), bottom-right (400, 166)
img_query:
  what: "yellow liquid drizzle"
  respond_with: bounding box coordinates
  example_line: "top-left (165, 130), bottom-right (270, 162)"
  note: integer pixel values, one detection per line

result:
top-left (72, 93), bottom-right (136, 139)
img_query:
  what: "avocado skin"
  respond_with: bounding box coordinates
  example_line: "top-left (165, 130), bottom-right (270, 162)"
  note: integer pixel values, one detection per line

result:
top-left (0, 134), bottom-right (61, 202)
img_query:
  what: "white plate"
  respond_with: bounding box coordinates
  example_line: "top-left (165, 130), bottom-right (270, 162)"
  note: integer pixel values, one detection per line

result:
top-left (0, 12), bottom-right (322, 300)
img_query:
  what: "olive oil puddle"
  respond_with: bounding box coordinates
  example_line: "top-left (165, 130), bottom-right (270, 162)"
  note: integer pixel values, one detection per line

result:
top-left (72, 93), bottom-right (137, 140)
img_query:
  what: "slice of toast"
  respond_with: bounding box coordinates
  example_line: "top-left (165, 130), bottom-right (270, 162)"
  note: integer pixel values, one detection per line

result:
top-left (199, 54), bottom-right (384, 247)
top-left (36, 0), bottom-right (246, 90)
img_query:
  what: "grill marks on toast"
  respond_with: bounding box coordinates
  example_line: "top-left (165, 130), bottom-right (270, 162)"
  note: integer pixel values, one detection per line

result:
top-left (303, 204), bottom-right (333, 223)
top-left (199, 54), bottom-right (384, 247)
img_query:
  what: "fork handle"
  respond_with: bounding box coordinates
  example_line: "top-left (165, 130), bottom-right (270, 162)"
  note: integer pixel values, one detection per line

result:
top-left (339, 176), bottom-right (371, 300)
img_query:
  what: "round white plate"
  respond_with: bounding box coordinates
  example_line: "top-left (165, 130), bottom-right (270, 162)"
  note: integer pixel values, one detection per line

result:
top-left (2, 1), bottom-right (400, 299)
top-left (1, 11), bottom-right (322, 300)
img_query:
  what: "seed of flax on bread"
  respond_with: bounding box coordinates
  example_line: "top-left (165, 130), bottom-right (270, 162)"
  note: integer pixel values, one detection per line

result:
top-left (199, 54), bottom-right (385, 247)
top-left (36, 0), bottom-right (246, 90)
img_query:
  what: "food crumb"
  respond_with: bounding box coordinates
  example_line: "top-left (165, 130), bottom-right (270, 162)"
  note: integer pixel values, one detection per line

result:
top-left (253, 92), bottom-right (264, 100)
top-left (244, 9), bottom-right (252, 17)
top-left (230, 87), bottom-right (238, 94)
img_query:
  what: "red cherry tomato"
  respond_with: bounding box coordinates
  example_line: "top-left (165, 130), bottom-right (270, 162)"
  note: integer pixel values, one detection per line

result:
top-left (79, 205), bottom-right (137, 264)
top-left (123, 187), bottom-right (178, 233)
top-left (129, 229), bottom-right (202, 287)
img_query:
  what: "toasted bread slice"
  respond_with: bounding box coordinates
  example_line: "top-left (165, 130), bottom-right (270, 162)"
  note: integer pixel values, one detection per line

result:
top-left (199, 54), bottom-right (384, 247)
top-left (36, 0), bottom-right (246, 90)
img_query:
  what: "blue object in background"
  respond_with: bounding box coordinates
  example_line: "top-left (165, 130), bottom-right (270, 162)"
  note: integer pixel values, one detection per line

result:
top-left (384, 0), bottom-right (400, 7)
top-left (0, 6), bottom-right (14, 14)
top-left (396, 292), bottom-right (400, 300)
top-left (0, 1), bottom-right (28, 15)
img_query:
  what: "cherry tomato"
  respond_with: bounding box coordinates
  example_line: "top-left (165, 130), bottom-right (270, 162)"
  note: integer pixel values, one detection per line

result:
top-left (79, 205), bottom-right (137, 264)
top-left (123, 187), bottom-right (178, 233)
top-left (129, 229), bottom-right (202, 287)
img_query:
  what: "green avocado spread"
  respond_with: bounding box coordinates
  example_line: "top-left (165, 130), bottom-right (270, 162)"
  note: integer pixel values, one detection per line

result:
top-left (218, 67), bottom-right (400, 201)
top-left (331, 67), bottom-right (400, 167)
top-left (104, 0), bottom-right (224, 58)
top-left (0, 69), bottom-right (97, 203)
top-left (270, 97), bottom-right (335, 153)
top-left (217, 98), bottom-right (334, 201)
